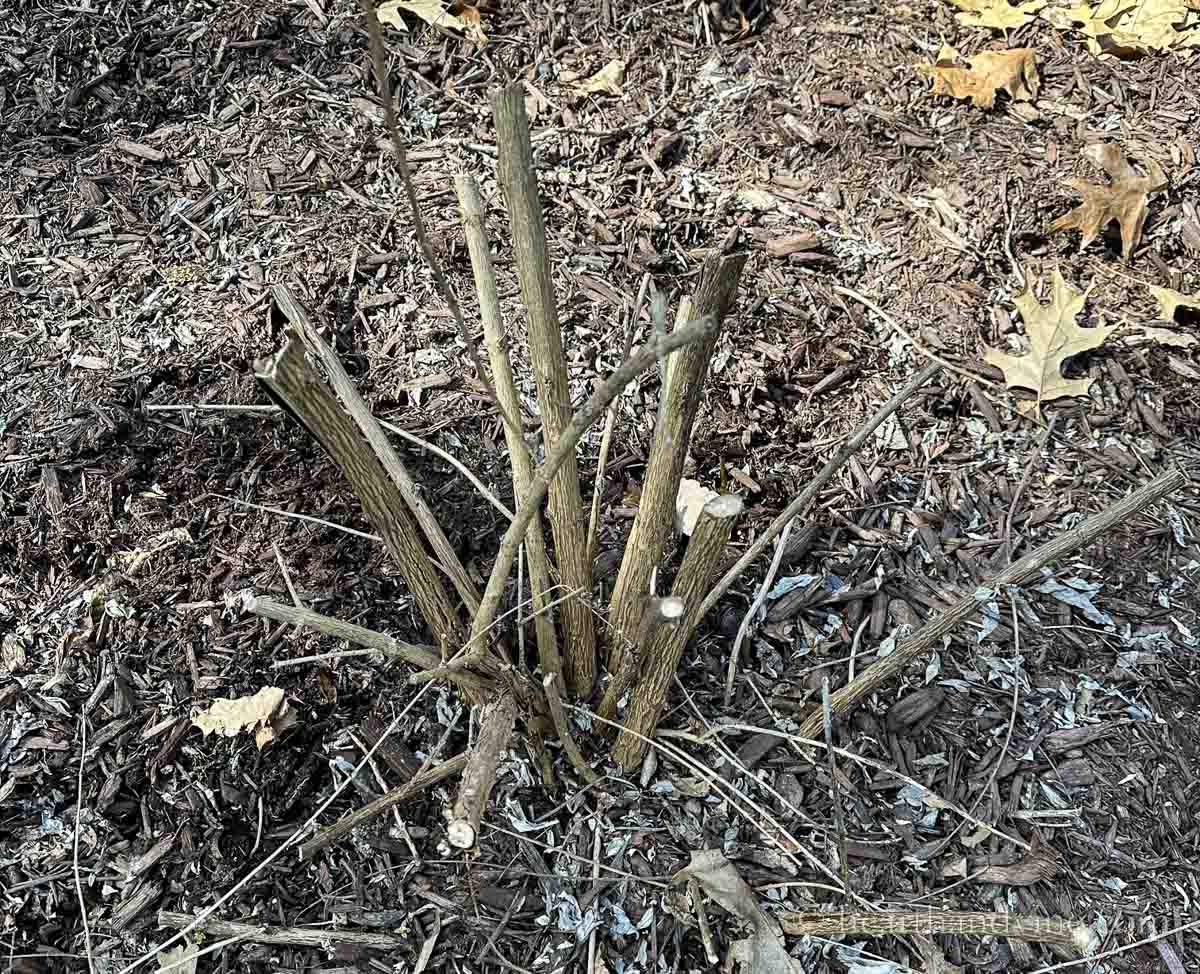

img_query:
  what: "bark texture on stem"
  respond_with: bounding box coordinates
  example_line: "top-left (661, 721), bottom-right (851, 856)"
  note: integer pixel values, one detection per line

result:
top-left (158, 911), bottom-right (406, 949)
top-left (492, 84), bottom-right (595, 697)
top-left (607, 254), bottom-right (746, 674)
top-left (255, 338), bottom-right (464, 646)
top-left (798, 467), bottom-right (1185, 739)
top-left (597, 596), bottom-right (686, 721)
top-left (272, 286), bottom-right (480, 615)
top-left (245, 596), bottom-right (493, 699)
top-left (455, 174), bottom-right (562, 690)
top-left (614, 495), bottom-right (743, 769)
top-left (448, 690), bottom-right (518, 849)
top-left (465, 315), bottom-right (716, 666)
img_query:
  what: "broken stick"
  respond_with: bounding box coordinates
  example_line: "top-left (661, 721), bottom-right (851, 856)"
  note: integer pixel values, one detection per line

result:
top-left (798, 467), bottom-right (1186, 739)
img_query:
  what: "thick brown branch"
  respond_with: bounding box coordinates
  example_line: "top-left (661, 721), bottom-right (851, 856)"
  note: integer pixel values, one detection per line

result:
top-left (799, 467), bottom-right (1186, 738)
top-left (608, 254), bottom-right (746, 674)
top-left (272, 286), bottom-right (481, 614)
top-left (493, 84), bottom-right (595, 697)
top-left (614, 495), bottom-right (744, 769)
top-left (255, 338), bottom-right (464, 645)
top-left (448, 691), bottom-right (518, 849)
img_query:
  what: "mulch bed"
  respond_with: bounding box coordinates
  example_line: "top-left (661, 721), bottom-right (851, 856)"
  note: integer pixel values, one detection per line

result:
top-left (2, 0), bottom-right (1199, 971)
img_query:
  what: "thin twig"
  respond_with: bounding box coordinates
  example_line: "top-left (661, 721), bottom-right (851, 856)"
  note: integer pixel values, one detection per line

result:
top-left (700, 362), bottom-right (941, 619)
top-left (822, 678), bottom-right (850, 897)
top-left (1003, 414), bottom-right (1057, 562)
top-left (725, 519), bottom-right (792, 706)
top-left (379, 418), bottom-right (513, 520)
top-left (588, 274), bottom-right (648, 562)
top-left (1029, 917), bottom-right (1200, 973)
top-left (116, 678), bottom-right (442, 973)
top-left (941, 592), bottom-right (1024, 850)
top-left (212, 493), bottom-right (381, 542)
top-left (543, 673), bottom-right (599, 783)
top-left (73, 715), bottom-right (95, 974)
top-left (835, 286), bottom-right (1000, 388)
top-left (357, 0), bottom-right (522, 443)
top-left (715, 723), bottom-right (1030, 851)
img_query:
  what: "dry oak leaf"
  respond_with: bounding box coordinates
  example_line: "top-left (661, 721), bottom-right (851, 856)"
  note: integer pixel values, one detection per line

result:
top-left (1063, 0), bottom-right (1200, 55)
top-left (378, 0), bottom-right (470, 33)
top-left (1048, 143), bottom-right (1167, 260)
top-left (947, 0), bottom-right (1048, 29)
top-left (1148, 284), bottom-right (1200, 323)
top-left (192, 686), bottom-right (299, 750)
top-left (916, 46), bottom-right (1040, 109)
top-left (984, 268), bottom-right (1116, 410)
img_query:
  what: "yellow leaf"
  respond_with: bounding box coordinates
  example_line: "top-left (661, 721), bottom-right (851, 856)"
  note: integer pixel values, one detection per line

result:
top-left (984, 269), bottom-right (1116, 412)
top-left (1147, 284), bottom-right (1200, 322)
top-left (377, 0), bottom-right (469, 33)
top-left (1063, 0), bottom-right (1200, 55)
top-left (573, 59), bottom-right (626, 96)
top-left (1048, 143), bottom-right (1167, 260)
top-left (947, 0), bottom-right (1048, 29)
top-left (1131, 325), bottom-right (1198, 348)
top-left (916, 46), bottom-right (1040, 109)
top-left (192, 686), bottom-right (298, 750)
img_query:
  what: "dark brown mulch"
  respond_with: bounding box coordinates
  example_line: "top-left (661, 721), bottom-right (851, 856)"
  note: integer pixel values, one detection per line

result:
top-left (3, 0), bottom-right (1200, 971)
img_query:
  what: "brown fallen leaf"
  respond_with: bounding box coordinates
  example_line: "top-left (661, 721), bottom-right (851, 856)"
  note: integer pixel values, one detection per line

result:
top-left (916, 46), bottom-right (1040, 109)
top-left (947, 0), bottom-right (1048, 28)
top-left (1048, 143), bottom-right (1167, 260)
top-left (377, 0), bottom-right (470, 32)
top-left (573, 59), bottom-right (626, 96)
top-left (984, 268), bottom-right (1116, 412)
top-left (192, 686), bottom-right (299, 750)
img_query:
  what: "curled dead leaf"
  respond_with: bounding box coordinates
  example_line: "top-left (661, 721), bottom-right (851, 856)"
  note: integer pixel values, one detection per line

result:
top-left (1048, 143), bottom-right (1167, 260)
top-left (916, 46), bottom-right (1040, 109)
top-left (573, 59), bottom-right (626, 96)
top-left (1147, 283), bottom-right (1200, 323)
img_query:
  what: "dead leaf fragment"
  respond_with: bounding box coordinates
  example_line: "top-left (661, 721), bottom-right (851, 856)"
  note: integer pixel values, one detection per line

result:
top-left (674, 851), bottom-right (804, 974)
top-left (192, 687), bottom-right (298, 750)
top-left (675, 479), bottom-right (718, 535)
top-left (157, 944), bottom-right (199, 974)
top-left (1130, 326), bottom-right (1198, 348)
top-left (947, 0), bottom-right (1048, 29)
top-left (1048, 143), bottom-right (1167, 259)
top-left (1147, 284), bottom-right (1200, 323)
top-left (573, 59), bottom-right (626, 96)
top-left (984, 269), bottom-right (1116, 410)
top-left (916, 46), bottom-right (1040, 109)
top-left (377, 0), bottom-right (469, 33)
